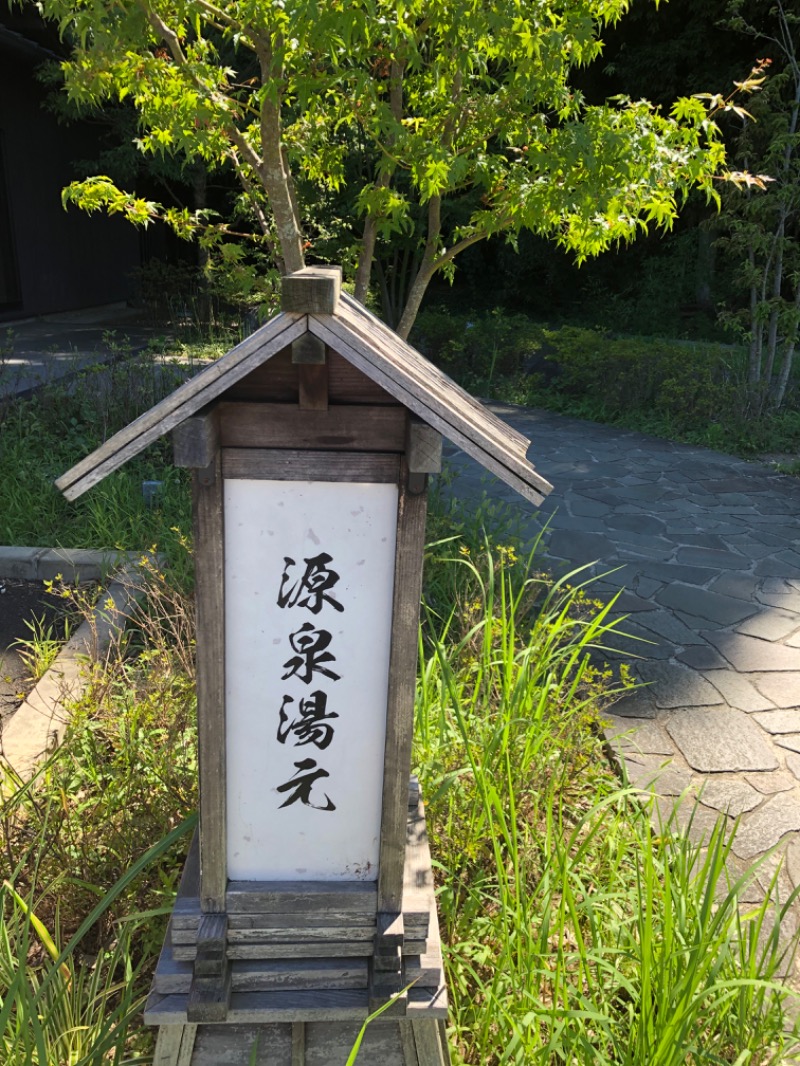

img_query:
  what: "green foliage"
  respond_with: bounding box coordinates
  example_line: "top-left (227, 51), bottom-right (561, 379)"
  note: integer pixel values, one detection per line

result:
top-left (26, 0), bottom-right (735, 333)
top-left (413, 305), bottom-right (800, 457)
top-left (715, 6), bottom-right (800, 414)
top-left (0, 344), bottom-right (193, 570)
top-left (0, 559), bottom-right (199, 1062)
top-left (416, 530), bottom-right (799, 1064)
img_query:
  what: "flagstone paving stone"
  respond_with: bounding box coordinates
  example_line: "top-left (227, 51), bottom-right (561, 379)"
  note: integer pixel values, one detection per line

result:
top-left (733, 795), bottom-right (800, 860)
top-left (702, 671), bottom-right (776, 712)
top-left (697, 777), bottom-right (763, 816)
top-left (666, 708), bottom-right (779, 772)
top-left (446, 401), bottom-right (800, 969)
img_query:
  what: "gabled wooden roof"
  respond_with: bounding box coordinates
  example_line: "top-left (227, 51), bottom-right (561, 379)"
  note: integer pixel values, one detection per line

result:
top-left (56, 276), bottom-right (553, 505)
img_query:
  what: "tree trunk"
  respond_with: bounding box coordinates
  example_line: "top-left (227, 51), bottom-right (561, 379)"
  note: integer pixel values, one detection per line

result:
top-left (258, 52), bottom-right (305, 275)
top-left (770, 279), bottom-right (800, 411)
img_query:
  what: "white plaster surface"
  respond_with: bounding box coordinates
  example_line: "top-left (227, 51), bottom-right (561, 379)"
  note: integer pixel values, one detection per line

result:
top-left (224, 478), bottom-right (399, 881)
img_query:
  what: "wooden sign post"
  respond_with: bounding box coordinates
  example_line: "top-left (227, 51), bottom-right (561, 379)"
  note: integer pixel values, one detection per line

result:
top-left (56, 266), bottom-right (552, 1066)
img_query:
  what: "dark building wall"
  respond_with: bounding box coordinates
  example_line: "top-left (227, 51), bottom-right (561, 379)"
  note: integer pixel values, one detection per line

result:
top-left (0, 41), bottom-right (141, 320)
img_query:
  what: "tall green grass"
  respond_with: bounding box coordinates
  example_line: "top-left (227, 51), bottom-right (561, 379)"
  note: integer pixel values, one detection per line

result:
top-left (0, 345), bottom-right (193, 569)
top-left (2, 489), bottom-right (798, 1063)
top-left (417, 535), bottom-right (799, 1064)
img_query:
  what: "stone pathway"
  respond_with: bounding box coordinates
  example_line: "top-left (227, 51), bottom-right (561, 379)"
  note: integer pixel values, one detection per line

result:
top-left (445, 403), bottom-right (800, 900)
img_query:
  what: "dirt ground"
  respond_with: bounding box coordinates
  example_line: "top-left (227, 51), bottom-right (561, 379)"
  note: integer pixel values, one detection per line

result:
top-left (0, 579), bottom-right (63, 723)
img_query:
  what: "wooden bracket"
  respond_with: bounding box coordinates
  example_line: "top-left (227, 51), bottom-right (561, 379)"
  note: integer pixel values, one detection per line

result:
top-left (292, 330), bottom-right (329, 411)
top-left (172, 407), bottom-right (219, 469)
top-left (406, 419), bottom-right (442, 475)
top-left (407, 419), bottom-right (441, 495)
top-left (186, 913), bottom-right (231, 1022)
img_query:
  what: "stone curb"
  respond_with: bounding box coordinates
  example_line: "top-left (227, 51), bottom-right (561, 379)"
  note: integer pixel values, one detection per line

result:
top-left (0, 548), bottom-right (156, 782)
top-left (0, 545), bottom-right (149, 582)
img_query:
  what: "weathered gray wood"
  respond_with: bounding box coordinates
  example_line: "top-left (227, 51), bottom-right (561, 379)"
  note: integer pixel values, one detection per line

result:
top-left (190, 1023), bottom-right (292, 1065)
top-left (306, 1022), bottom-right (406, 1065)
top-left (187, 1021), bottom-right (408, 1066)
top-left (147, 988), bottom-right (371, 1024)
top-left (400, 1020), bottom-right (421, 1066)
top-left (176, 1024), bottom-right (198, 1066)
top-left (378, 471), bottom-right (428, 915)
top-left (175, 940), bottom-right (422, 961)
top-left (308, 305), bottom-right (552, 506)
top-left (291, 334), bottom-right (327, 365)
top-left (193, 456), bottom-right (227, 912)
top-left (151, 1023), bottom-right (197, 1066)
top-left (227, 349), bottom-right (395, 406)
top-left (174, 913), bottom-right (379, 933)
top-left (146, 984), bottom-right (448, 1026)
top-left (227, 881), bottom-right (377, 915)
top-left (188, 912), bottom-right (230, 1020)
top-left (173, 408), bottom-right (220, 469)
top-left (411, 1019), bottom-right (449, 1066)
top-left (407, 986), bottom-right (448, 1017)
top-left (282, 266), bottom-right (341, 314)
top-left (173, 924), bottom-right (375, 946)
top-left (298, 363), bottom-right (329, 411)
top-left (376, 911), bottom-right (405, 952)
top-left (56, 312), bottom-right (306, 500)
top-left (291, 1021), bottom-right (305, 1066)
top-left (222, 449), bottom-right (400, 483)
top-left (187, 965), bottom-right (232, 1023)
top-left (153, 1024), bottom-right (184, 1066)
top-left (217, 403), bottom-right (406, 452)
top-left (156, 951), bottom-right (369, 995)
top-left (406, 421), bottom-right (442, 475)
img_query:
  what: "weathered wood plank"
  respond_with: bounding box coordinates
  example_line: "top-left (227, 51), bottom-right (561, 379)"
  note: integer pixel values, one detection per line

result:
top-left (226, 881), bottom-right (377, 914)
top-left (291, 1021), bottom-right (305, 1066)
top-left (156, 951), bottom-right (369, 995)
top-left (193, 456), bottom-right (227, 912)
top-left (188, 1021), bottom-right (408, 1065)
top-left (341, 293), bottom-right (532, 456)
top-left (411, 1019), bottom-right (449, 1066)
top-left (308, 310), bottom-right (552, 506)
top-left (175, 940), bottom-right (427, 961)
top-left (152, 1025), bottom-right (184, 1066)
top-left (222, 449), bottom-right (400, 483)
top-left (146, 986), bottom-right (448, 1025)
top-left (172, 408), bottom-right (220, 469)
top-left (298, 362), bottom-right (329, 411)
top-left (228, 349), bottom-right (396, 405)
top-left (378, 470), bottom-right (428, 915)
top-left (190, 1023), bottom-right (291, 1065)
top-left (172, 924), bottom-right (375, 946)
top-left (217, 402), bottom-right (406, 452)
top-left (146, 988), bottom-right (371, 1024)
top-left (282, 266), bottom-right (341, 314)
top-left (173, 912), bottom-right (378, 932)
top-left (406, 420), bottom-right (442, 475)
top-left (56, 312), bottom-right (306, 500)
top-left (175, 1023), bottom-right (198, 1066)
top-left (400, 1020), bottom-right (421, 1066)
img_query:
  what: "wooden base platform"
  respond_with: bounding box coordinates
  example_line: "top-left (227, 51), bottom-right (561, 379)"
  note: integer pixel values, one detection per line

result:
top-left (146, 795), bottom-right (449, 1064)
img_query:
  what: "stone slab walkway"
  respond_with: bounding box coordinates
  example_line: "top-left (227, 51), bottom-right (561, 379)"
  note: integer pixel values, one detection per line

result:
top-left (444, 403), bottom-right (800, 900)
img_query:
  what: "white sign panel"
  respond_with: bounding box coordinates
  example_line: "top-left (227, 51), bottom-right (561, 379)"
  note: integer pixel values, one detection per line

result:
top-left (224, 478), bottom-right (399, 881)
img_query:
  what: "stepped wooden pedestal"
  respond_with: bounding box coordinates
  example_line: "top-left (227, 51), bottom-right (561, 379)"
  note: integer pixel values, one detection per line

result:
top-left (146, 793), bottom-right (449, 1066)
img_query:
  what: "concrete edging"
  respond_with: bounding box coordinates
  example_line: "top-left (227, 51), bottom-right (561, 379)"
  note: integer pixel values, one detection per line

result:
top-left (0, 547), bottom-right (152, 781)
